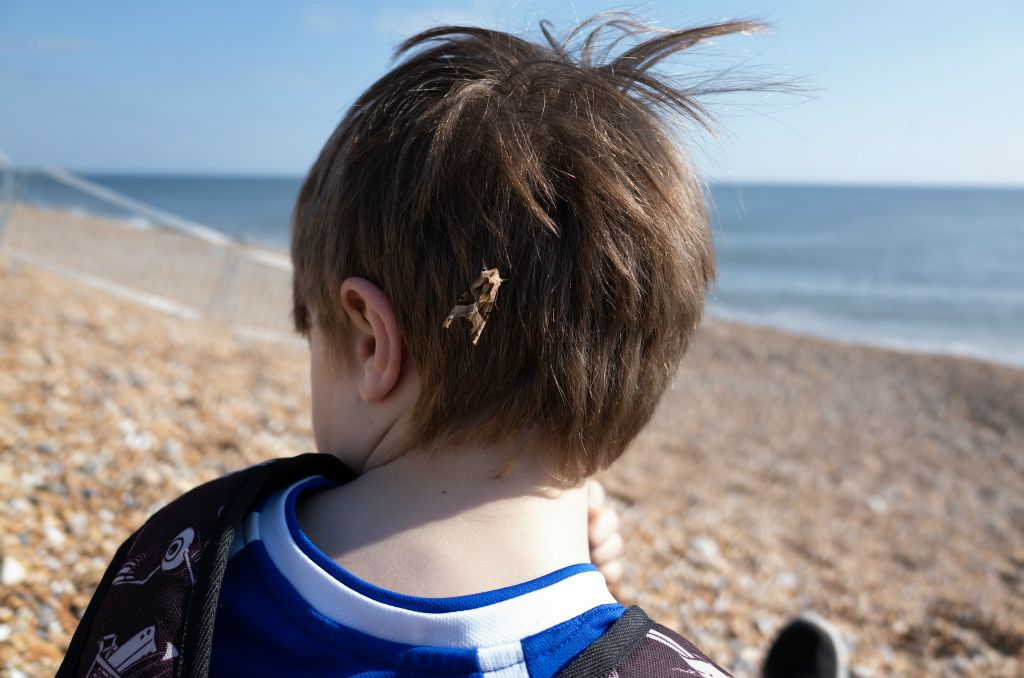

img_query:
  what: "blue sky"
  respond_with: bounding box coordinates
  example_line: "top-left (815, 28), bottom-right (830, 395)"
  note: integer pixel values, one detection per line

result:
top-left (1, 1), bottom-right (1022, 185)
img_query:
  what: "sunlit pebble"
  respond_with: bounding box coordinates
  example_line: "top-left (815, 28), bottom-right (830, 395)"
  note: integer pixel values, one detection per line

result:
top-left (712, 594), bottom-right (732, 613)
top-left (754, 615), bottom-right (776, 636)
top-left (734, 647), bottom-right (761, 675)
top-left (689, 536), bottom-right (723, 565)
top-left (123, 430), bottom-right (155, 452)
top-left (33, 442), bottom-right (55, 455)
top-left (36, 604), bottom-right (55, 629)
top-left (44, 482), bottom-right (68, 497)
top-left (775, 571), bottom-right (799, 589)
top-left (0, 556), bottom-right (27, 586)
top-left (66, 513), bottom-right (88, 538)
top-left (19, 473), bottom-right (44, 489)
top-left (8, 498), bottom-right (31, 515)
top-left (136, 466), bottom-right (162, 485)
top-left (891, 619), bottom-right (910, 636)
top-left (44, 524), bottom-right (65, 548)
top-left (162, 438), bottom-right (185, 462)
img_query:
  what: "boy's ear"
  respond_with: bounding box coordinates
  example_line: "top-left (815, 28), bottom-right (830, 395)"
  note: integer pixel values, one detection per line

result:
top-left (338, 277), bottom-right (404, 403)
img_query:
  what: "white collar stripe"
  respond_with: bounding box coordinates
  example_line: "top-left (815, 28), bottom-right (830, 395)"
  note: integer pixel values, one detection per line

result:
top-left (477, 642), bottom-right (524, 671)
top-left (481, 661), bottom-right (531, 677)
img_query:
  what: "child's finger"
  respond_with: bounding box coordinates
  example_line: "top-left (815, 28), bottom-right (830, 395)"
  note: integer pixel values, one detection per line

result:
top-left (588, 505), bottom-right (619, 546)
top-left (590, 532), bottom-right (623, 567)
top-left (597, 559), bottom-right (623, 586)
top-left (586, 479), bottom-right (606, 513)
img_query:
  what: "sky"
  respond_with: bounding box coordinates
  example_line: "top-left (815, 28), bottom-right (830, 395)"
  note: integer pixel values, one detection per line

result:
top-left (1, 0), bottom-right (1022, 185)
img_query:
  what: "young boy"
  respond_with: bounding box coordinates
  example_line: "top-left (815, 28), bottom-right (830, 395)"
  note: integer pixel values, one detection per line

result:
top-left (61, 15), bottom-right (769, 678)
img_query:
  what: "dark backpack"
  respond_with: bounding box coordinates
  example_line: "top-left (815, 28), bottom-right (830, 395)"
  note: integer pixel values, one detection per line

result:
top-left (57, 454), bottom-right (733, 678)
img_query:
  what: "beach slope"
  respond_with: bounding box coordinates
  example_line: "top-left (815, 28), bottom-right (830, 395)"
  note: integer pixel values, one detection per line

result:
top-left (0, 256), bottom-right (1021, 677)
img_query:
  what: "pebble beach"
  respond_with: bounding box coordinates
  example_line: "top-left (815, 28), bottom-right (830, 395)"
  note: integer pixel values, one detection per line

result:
top-left (1, 229), bottom-right (1023, 676)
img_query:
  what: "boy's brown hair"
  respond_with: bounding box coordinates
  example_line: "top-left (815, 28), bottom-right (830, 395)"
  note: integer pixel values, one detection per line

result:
top-left (292, 15), bottom-right (764, 484)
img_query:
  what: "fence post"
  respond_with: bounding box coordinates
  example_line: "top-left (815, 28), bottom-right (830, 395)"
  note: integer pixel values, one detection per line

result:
top-left (0, 151), bottom-right (14, 251)
top-left (204, 245), bottom-right (242, 322)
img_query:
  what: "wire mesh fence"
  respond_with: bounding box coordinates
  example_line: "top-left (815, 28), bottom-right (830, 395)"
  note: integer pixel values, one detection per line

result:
top-left (0, 159), bottom-right (296, 343)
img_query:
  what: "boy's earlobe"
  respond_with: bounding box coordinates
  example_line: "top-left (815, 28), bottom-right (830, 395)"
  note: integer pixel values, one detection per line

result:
top-left (339, 277), bottom-right (404, 402)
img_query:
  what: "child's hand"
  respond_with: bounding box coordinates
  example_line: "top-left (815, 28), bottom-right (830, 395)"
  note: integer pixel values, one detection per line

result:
top-left (586, 479), bottom-right (624, 586)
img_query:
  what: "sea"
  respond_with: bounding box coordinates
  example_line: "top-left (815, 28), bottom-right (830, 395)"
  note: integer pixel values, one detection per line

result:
top-left (12, 172), bottom-right (1024, 368)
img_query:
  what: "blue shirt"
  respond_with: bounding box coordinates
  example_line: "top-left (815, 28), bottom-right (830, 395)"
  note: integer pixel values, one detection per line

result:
top-left (210, 476), bottom-right (625, 677)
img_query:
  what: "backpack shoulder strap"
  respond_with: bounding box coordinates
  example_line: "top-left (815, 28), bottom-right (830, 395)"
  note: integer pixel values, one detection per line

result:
top-left (57, 453), bottom-right (354, 678)
top-left (557, 607), bottom-right (734, 678)
top-left (556, 606), bottom-right (654, 678)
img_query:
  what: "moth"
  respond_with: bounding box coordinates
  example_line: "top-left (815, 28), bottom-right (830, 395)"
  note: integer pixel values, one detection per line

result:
top-left (443, 267), bottom-right (505, 346)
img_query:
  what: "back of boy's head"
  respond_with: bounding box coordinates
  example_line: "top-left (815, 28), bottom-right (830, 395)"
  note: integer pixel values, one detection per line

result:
top-left (292, 14), bottom-right (764, 484)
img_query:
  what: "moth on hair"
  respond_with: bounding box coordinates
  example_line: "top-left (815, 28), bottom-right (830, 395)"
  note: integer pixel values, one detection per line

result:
top-left (443, 267), bottom-right (505, 346)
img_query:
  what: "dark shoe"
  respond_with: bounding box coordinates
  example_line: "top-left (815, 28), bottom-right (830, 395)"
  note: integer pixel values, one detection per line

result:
top-left (762, 613), bottom-right (849, 678)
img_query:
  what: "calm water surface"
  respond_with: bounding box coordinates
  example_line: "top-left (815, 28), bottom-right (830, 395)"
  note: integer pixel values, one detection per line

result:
top-left (18, 173), bottom-right (1024, 366)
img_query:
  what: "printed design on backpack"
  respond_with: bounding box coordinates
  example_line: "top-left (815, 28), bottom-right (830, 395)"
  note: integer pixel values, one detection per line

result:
top-left (644, 627), bottom-right (731, 678)
top-left (86, 521), bottom-right (210, 677)
top-left (85, 624), bottom-right (179, 678)
top-left (85, 524), bottom-right (204, 677)
top-left (112, 527), bottom-right (199, 587)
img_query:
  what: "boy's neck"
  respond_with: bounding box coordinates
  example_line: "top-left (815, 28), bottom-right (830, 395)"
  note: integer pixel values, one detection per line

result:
top-left (296, 443), bottom-right (593, 598)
